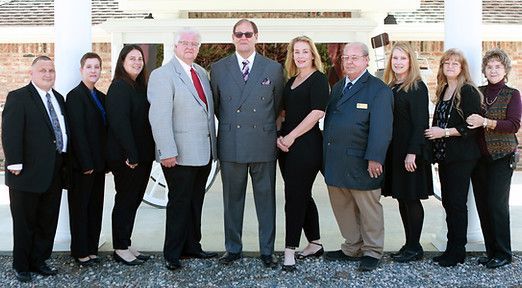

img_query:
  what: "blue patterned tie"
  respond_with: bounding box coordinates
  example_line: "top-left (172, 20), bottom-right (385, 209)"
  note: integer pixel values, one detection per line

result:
top-left (46, 93), bottom-right (63, 152)
top-left (242, 60), bottom-right (250, 82)
top-left (342, 81), bottom-right (353, 97)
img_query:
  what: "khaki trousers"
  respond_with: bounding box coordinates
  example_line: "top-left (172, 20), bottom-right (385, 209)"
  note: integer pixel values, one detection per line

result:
top-left (327, 185), bottom-right (384, 259)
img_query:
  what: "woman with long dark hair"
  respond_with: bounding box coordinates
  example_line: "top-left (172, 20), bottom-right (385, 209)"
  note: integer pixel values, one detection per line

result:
top-left (106, 45), bottom-right (155, 265)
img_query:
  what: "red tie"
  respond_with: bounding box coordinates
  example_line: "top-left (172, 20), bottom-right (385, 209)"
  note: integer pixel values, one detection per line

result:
top-left (190, 67), bottom-right (208, 108)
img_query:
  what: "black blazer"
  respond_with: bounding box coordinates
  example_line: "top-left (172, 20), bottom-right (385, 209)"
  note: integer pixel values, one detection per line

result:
top-left (66, 81), bottom-right (107, 173)
top-left (2, 82), bottom-right (68, 193)
top-left (105, 79), bottom-right (155, 165)
top-left (432, 84), bottom-right (482, 163)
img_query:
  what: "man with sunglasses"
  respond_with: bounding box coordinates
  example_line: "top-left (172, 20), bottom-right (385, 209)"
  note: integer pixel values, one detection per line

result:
top-left (211, 18), bottom-right (284, 268)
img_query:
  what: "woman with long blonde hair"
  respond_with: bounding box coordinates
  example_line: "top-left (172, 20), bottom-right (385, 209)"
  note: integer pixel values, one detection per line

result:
top-left (382, 42), bottom-right (433, 263)
top-left (277, 36), bottom-right (329, 271)
top-left (424, 48), bottom-right (482, 267)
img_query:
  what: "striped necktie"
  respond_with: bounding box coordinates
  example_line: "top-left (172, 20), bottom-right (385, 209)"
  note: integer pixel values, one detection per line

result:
top-left (241, 60), bottom-right (250, 82)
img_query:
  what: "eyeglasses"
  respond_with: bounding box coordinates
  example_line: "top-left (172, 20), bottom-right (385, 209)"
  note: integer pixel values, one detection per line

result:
top-left (234, 32), bottom-right (255, 39)
top-left (341, 55), bottom-right (366, 62)
top-left (443, 61), bottom-right (461, 68)
top-left (178, 41), bottom-right (200, 48)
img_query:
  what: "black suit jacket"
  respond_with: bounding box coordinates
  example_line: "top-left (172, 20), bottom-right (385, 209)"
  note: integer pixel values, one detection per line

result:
top-left (432, 84), bottom-right (482, 163)
top-left (105, 79), bottom-right (155, 165)
top-left (66, 81), bottom-right (107, 173)
top-left (2, 82), bottom-right (68, 193)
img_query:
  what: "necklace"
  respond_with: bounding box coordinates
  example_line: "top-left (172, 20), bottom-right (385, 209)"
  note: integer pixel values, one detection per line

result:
top-left (484, 86), bottom-right (498, 106)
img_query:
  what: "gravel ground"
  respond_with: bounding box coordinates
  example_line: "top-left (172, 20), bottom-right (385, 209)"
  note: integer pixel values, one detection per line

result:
top-left (0, 252), bottom-right (520, 287)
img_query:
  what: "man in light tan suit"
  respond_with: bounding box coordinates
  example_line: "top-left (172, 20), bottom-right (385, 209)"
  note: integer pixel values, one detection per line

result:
top-left (148, 27), bottom-right (217, 271)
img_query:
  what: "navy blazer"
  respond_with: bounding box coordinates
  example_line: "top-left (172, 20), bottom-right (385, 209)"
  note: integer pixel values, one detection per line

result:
top-left (323, 71), bottom-right (394, 190)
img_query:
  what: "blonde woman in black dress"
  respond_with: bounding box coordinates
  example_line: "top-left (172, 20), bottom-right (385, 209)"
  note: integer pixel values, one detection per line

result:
top-left (277, 36), bottom-right (329, 271)
top-left (383, 42), bottom-right (434, 263)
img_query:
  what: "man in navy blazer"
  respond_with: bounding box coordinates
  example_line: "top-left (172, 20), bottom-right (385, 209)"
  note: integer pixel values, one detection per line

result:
top-left (323, 42), bottom-right (393, 272)
top-left (2, 56), bottom-right (68, 282)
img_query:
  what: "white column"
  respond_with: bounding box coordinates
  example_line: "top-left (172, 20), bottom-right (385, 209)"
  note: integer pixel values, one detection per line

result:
top-left (53, 0), bottom-right (92, 251)
top-left (432, 0), bottom-right (484, 251)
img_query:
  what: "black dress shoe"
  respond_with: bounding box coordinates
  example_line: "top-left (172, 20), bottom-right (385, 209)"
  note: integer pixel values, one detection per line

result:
top-left (477, 256), bottom-right (491, 265)
top-left (324, 250), bottom-right (361, 262)
top-left (296, 245), bottom-right (324, 260)
top-left (281, 264), bottom-right (296, 272)
top-left (165, 260), bottom-right (182, 271)
top-left (218, 252), bottom-right (241, 265)
top-left (358, 256), bottom-right (380, 272)
top-left (113, 252), bottom-right (144, 266)
top-left (260, 254), bottom-right (278, 268)
top-left (394, 249), bottom-right (423, 263)
top-left (30, 263), bottom-right (58, 276)
top-left (438, 255), bottom-right (465, 267)
top-left (390, 245), bottom-right (407, 259)
top-left (184, 251), bottom-right (218, 259)
top-left (486, 257), bottom-right (511, 269)
top-left (135, 253), bottom-right (151, 261)
top-left (15, 271), bottom-right (31, 283)
top-left (432, 252), bottom-right (449, 263)
top-left (75, 258), bottom-right (95, 267)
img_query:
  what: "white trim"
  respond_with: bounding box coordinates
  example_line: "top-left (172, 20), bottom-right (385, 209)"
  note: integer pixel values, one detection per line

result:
top-left (118, 0), bottom-right (420, 13)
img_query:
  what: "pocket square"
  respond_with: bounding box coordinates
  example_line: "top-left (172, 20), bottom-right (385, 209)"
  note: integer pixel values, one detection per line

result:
top-left (261, 78), bottom-right (271, 85)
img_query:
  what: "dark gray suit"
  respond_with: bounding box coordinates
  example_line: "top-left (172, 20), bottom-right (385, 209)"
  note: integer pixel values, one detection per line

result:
top-left (211, 53), bottom-right (284, 255)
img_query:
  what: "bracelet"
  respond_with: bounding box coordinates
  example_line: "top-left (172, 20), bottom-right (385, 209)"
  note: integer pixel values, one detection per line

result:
top-left (482, 118), bottom-right (488, 128)
top-left (444, 128), bottom-right (450, 138)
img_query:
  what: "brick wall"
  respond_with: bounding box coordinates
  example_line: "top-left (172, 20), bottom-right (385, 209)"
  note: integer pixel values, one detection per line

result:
top-left (0, 42), bottom-right (113, 100)
top-left (1, 41), bottom-right (522, 163)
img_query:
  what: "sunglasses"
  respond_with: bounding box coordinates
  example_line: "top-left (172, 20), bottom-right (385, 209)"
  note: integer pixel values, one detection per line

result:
top-left (234, 32), bottom-right (255, 38)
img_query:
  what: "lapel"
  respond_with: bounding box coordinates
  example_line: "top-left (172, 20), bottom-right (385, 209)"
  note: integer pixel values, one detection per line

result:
top-left (27, 82), bottom-right (54, 134)
top-left (79, 81), bottom-right (105, 122)
top-left (237, 53), bottom-right (267, 108)
top-left (171, 58), bottom-right (208, 112)
top-left (336, 71), bottom-right (370, 108)
top-left (225, 54), bottom-right (247, 91)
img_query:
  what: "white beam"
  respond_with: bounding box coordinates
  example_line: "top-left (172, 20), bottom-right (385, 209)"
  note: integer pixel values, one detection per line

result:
top-left (118, 0), bottom-right (420, 13)
top-left (53, 0), bottom-right (93, 251)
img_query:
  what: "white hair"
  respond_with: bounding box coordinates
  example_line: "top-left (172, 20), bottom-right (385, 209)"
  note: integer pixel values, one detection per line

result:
top-left (345, 42), bottom-right (369, 56)
top-left (174, 27), bottom-right (202, 46)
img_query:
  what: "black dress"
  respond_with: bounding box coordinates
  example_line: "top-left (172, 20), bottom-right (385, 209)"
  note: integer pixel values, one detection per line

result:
top-left (383, 80), bottom-right (433, 199)
top-left (278, 71), bottom-right (329, 247)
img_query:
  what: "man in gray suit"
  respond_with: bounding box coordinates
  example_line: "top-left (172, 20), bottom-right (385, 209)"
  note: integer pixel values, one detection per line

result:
top-left (211, 19), bottom-right (284, 268)
top-left (323, 42), bottom-right (393, 272)
top-left (148, 27), bottom-right (218, 271)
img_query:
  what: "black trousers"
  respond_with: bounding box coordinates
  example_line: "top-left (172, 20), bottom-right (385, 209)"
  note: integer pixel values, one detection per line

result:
top-left (163, 162), bottom-right (211, 262)
top-left (471, 154), bottom-right (513, 261)
top-left (110, 161), bottom-right (153, 249)
top-left (279, 149), bottom-right (321, 248)
top-left (68, 171), bottom-right (105, 258)
top-left (9, 153), bottom-right (63, 272)
top-left (438, 159), bottom-right (477, 256)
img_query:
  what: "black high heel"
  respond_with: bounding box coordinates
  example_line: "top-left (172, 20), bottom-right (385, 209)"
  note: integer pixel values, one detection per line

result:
top-left (113, 251), bottom-right (144, 266)
top-left (296, 242), bottom-right (324, 259)
top-left (390, 245), bottom-right (407, 259)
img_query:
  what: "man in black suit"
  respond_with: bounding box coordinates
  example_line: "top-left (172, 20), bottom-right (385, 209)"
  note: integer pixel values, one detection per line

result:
top-left (2, 56), bottom-right (68, 283)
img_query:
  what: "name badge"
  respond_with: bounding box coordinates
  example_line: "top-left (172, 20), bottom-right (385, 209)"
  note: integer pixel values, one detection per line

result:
top-left (356, 103), bottom-right (368, 109)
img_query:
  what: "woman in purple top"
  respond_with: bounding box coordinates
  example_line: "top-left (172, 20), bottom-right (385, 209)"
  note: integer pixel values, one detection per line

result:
top-left (466, 48), bottom-right (521, 269)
